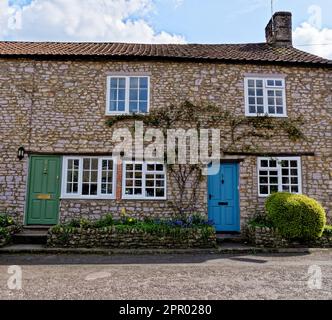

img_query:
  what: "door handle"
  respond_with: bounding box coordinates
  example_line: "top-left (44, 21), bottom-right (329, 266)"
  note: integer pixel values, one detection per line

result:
top-left (218, 201), bottom-right (228, 206)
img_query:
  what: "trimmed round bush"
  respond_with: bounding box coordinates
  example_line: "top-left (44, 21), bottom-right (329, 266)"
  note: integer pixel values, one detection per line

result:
top-left (265, 192), bottom-right (326, 240)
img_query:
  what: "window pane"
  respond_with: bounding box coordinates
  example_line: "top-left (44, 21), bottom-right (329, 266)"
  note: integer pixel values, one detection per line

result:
top-left (257, 106), bottom-right (264, 113)
top-left (269, 177), bottom-right (278, 184)
top-left (118, 89), bottom-right (125, 100)
top-left (270, 185), bottom-right (278, 193)
top-left (260, 177), bottom-right (268, 184)
top-left (276, 107), bottom-right (283, 114)
top-left (256, 89), bottom-right (263, 96)
top-left (248, 79), bottom-right (255, 87)
top-left (140, 89), bottom-right (148, 101)
top-left (110, 89), bottom-right (117, 100)
top-left (260, 185), bottom-right (268, 195)
top-left (291, 169), bottom-right (298, 175)
top-left (257, 97), bottom-right (263, 105)
top-left (290, 161), bottom-right (298, 167)
top-left (139, 101), bottom-right (148, 113)
top-left (256, 80), bottom-right (263, 87)
top-left (90, 184), bottom-right (97, 195)
top-left (110, 78), bottom-right (118, 88)
top-left (249, 105), bottom-right (256, 113)
top-left (146, 188), bottom-right (154, 197)
top-left (261, 160), bottom-right (268, 167)
top-left (156, 164), bottom-right (164, 171)
top-left (140, 77), bottom-right (148, 89)
top-left (118, 78), bottom-right (125, 88)
top-left (275, 80), bottom-right (282, 86)
top-left (291, 186), bottom-right (298, 193)
top-left (129, 89), bottom-right (138, 100)
top-left (267, 80), bottom-right (274, 86)
top-left (156, 188), bottom-right (165, 197)
top-left (130, 77), bottom-right (139, 88)
top-left (147, 164), bottom-right (155, 171)
top-left (129, 102), bottom-right (138, 112)
top-left (110, 101), bottom-right (117, 111)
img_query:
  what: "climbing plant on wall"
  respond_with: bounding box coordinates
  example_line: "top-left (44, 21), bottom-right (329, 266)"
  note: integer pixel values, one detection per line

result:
top-left (105, 101), bottom-right (306, 216)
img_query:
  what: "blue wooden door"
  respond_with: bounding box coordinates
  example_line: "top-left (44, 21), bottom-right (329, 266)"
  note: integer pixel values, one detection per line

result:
top-left (208, 163), bottom-right (240, 232)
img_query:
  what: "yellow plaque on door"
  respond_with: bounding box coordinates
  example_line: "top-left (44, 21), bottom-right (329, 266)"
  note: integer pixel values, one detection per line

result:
top-left (37, 194), bottom-right (51, 200)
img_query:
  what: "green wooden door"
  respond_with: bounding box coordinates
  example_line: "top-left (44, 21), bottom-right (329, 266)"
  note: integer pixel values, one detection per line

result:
top-left (26, 156), bottom-right (61, 225)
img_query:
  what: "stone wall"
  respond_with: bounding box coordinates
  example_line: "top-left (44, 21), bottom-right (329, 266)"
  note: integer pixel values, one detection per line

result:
top-left (47, 226), bottom-right (217, 249)
top-left (245, 225), bottom-right (332, 248)
top-left (0, 58), bottom-right (331, 227)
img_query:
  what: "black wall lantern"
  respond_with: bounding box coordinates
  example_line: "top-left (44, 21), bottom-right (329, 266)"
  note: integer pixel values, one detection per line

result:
top-left (17, 146), bottom-right (25, 160)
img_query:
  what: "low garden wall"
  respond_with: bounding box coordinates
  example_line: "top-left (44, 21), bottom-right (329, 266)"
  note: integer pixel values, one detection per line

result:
top-left (246, 225), bottom-right (332, 248)
top-left (47, 226), bottom-right (217, 249)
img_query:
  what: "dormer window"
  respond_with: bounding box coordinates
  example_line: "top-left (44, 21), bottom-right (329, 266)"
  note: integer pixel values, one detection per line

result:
top-left (106, 76), bottom-right (150, 115)
top-left (244, 77), bottom-right (287, 117)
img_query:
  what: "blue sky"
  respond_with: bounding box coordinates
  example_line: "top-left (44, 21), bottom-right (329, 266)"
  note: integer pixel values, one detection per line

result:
top-left (1, 0), bottom-right (331, 58)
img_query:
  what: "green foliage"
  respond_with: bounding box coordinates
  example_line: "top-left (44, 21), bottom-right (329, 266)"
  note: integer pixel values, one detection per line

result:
top-left (0, 214), bottom-right (15, 228)
top-left (93, 214), bottom-right (114, 228)
top-left (49, 213), bottom-right (215, 239)
top-left (323, 225), bottom-right (332, 237)
top-left (265, 192), bottom-right (326, 240)
top-left (247, 212), bottom-right (274, 228)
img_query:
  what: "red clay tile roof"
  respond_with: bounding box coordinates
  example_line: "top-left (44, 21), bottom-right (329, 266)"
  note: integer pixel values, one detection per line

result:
top-left (0, 41), bottom-right (331, 67)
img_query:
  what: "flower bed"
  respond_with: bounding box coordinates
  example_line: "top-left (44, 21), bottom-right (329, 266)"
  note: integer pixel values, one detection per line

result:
top-left (47, 214), bottom-right (217, 249)
top-left (245, 225), bottom-right (332, 248)
top-left (0, 214), bottom-right (21, 247)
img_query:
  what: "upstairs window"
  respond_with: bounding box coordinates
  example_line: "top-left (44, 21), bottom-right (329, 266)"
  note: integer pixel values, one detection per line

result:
top-left (106, 76), bottom-right (150, 115)
top-left (245, 77), bottom-right (286, 117)
top-left (257, 157), bottom-right (302, 196)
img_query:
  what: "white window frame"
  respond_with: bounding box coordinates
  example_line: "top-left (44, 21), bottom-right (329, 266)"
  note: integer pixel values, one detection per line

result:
top-left (61, 156), bottom-right (117, 199)
top-left (257, 156), bottom-right (302, 197)
top-left (105, 75), bottom-right (150, 115)
top-left (244, 76), bottom-right (287, 117)
top-left (122, 161), bottom-right (167, 200)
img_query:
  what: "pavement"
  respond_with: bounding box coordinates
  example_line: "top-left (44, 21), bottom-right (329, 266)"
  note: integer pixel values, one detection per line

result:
top-left (1, 249), bottom-right (332, 299)
top-left (0, 243), bottom-right (328, 255)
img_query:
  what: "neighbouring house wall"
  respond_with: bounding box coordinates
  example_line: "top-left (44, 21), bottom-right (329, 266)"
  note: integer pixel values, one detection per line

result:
top-left (0, 58), bottom-right (331, 227)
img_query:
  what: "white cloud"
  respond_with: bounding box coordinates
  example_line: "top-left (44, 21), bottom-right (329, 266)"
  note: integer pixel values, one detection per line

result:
top-left (173, 0), bottom-right (184, 8)
top-left (293, 5), bottom-right (332, 60)
top-left (0, 0), bottom-right (186, 43)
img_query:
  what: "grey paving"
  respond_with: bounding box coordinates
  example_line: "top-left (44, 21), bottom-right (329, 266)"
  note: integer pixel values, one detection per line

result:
top-left (0, 251), bottom-right (332, 299)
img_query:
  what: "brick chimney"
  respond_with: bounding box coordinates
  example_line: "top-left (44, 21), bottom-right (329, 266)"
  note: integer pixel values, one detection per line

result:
top-left (265, 12), bottom-right (292, 47)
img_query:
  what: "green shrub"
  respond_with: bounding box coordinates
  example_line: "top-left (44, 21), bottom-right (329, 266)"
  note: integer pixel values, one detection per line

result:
top-left (247, 212), bottom-right (274, 228)
top-left (0, 214), bottom-right (15, 228)
top-left (265, 192), bottom-right (326, 240)
top-left (323, 225), bottom-right (332, 237)
top-left (93, 214), bottom-right (114, 228)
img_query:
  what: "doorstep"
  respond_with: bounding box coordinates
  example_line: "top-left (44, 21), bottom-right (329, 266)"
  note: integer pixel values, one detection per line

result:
top-left (0, 244), bottom-right (329, 255)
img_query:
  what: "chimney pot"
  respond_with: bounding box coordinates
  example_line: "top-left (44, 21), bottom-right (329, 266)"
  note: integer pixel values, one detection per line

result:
top-left (265, 11), bottom-right (292, 47)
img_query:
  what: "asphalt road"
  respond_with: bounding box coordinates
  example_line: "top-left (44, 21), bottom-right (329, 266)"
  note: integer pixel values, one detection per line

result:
top-left (0, 251), bottom-right (331, 299)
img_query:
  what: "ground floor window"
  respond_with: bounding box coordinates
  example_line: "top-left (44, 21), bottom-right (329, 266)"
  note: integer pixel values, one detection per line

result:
top-left (257, 157), bottom-right (302, 196)
top-left (62, 156), bottom-right (116, 199)
top-left (122, 161), bottom-right (166, 199)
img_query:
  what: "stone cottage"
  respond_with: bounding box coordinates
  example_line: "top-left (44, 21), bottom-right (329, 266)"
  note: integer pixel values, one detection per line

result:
top-left (0, 12), bottom-right (331, 232)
